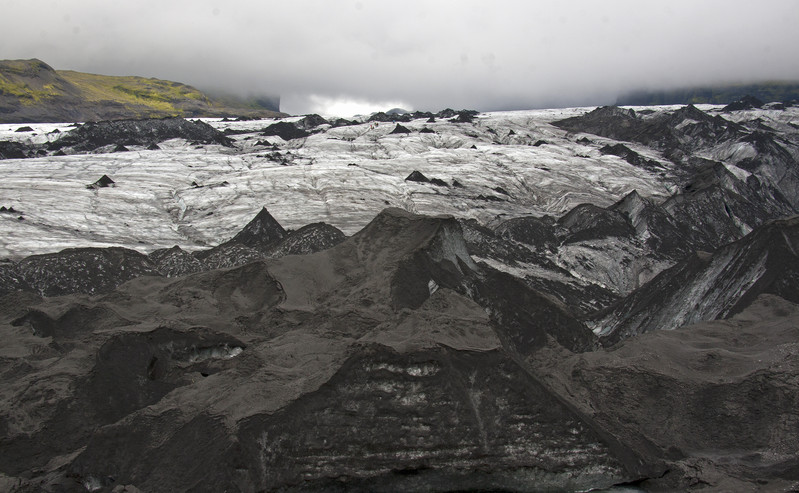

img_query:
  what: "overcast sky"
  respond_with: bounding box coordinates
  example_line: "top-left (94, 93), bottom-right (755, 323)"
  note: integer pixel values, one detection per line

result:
top-left (1, 0), bottom-right (798, 116)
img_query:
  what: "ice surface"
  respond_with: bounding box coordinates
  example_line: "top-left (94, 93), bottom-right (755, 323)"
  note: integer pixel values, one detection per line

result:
top-left (2, 104), bottom-right (796, 260)
top-left (0, 109), bottom-right (678, 259)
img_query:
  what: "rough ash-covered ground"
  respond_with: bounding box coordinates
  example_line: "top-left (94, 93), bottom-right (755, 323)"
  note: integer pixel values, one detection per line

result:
top-left (1, 102), bottom-right (799, 491)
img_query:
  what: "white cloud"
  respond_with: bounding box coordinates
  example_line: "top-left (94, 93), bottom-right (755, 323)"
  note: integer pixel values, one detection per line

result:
top-left (1, 0), bottom-right (798, 114)
top-left (300, 95), bottom-right (412, 118)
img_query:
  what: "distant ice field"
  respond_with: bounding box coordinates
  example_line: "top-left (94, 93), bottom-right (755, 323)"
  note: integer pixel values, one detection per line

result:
top-left (0, 105), bottom-right (746, 259)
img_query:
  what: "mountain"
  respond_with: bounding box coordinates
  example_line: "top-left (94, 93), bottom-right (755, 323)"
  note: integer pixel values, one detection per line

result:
top-left (2, 101), bottom-right (799, 490)
top-left (0, 58), bottom-right (283, 122)
top-left (617, 81), bottom-right (799, 106)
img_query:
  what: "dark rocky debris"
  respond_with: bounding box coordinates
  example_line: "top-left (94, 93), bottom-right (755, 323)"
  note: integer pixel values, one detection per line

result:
top-left (534, 294), bottom-right (799, 493)
top-left (264, 222), bottom-right (346, 258)
top-left (389, 123), bottom-right (411, 134)
top-left (87, 174), bottom-right (115, 189)
top-left (553, 105), bottom-right (745, 161)
top-left (403, 171), bottom-right (448, 188)
top-left (370, 109), bottom-right (465, 124)
top-left (599, 143), bottom-right (664, 171)
top-left (595, 215), bottom-right (799, 344)
top-left (0, 263), bottom-right (33, 295)
top-left (329, 117), bottom-right (357, 127)
top-left (409, 111), bottom-right (434, 120)
top-left (221, 127), bottom-right (252, 136)
top-left (722, 95), bottom-right (764, 111)
top-left (12, 247), bottom-right (160, 297)
top-left (475, 194), bottom-right (503, 202)
top-left (368, 111), bottom-right (408, 123)
top-left (405, 170), bottom-right (430, 183)
top-left (449, 110), bottom-right (477, 123)
top-left (260, 121), bottom-right (310, 140)
top-left (554, 104), bottom-right (799, 212)
top-left (229, 346), bottom-right (627, 492)
top-left (1, 205), bottom-right (799, 491)
top-left (0, 140), bottom-right (30, 160)
top-left (47, 117), bottom-right (234, 153)
top-left (200, 207), bottom-right (287, 257)
top-left (558, 203), bottom-right (635, 244)
top-left (2, 102), bottom-right (799, 491)
top-left (369, 110), bottom-right (443, 123)
top-left (294, 114), bottom-right (329, 130)
top-left (0, 208), bottom-right (347, 296)
top-left (148, 245), bottom-right (207, 277)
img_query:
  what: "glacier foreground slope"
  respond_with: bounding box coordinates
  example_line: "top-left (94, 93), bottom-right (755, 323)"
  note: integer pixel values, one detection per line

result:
top-left (1, 102), bottom-right (799, 491)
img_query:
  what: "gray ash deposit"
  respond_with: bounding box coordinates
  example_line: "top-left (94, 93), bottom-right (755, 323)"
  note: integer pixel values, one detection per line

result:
top-left (1, 103), bottom-right (799, 491)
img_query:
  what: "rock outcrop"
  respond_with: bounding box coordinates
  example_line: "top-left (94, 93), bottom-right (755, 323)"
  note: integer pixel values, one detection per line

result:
top-left (48, 117), bottom-right (234, 153)
top-left (260, 121), bottom-right (310, 140)
top-left (535, 294), bottom-right (799, 492)
top-left (593, 215), bottom-right (799, 344)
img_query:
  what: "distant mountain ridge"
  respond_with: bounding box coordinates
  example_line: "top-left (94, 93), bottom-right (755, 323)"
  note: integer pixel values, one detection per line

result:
top-left (617, 81), bottom-right (799, 106)
top-left (0, 58), bottom-right (283, 123)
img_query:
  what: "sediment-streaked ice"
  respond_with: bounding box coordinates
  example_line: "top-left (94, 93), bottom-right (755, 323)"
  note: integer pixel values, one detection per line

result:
top-left (2, 105), bottom-right (787, 259)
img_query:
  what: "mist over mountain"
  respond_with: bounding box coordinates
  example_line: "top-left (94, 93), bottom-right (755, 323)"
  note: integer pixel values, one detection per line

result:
top-left (3, 1), bottom-right (799, 114)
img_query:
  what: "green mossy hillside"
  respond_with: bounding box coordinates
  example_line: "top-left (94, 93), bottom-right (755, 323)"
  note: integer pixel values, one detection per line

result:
top-left (0, 59), bottom-right (282, 122)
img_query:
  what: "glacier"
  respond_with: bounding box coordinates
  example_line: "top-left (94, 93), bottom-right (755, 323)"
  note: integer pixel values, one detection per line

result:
top-left (0, 107), bottom-right (684, 259)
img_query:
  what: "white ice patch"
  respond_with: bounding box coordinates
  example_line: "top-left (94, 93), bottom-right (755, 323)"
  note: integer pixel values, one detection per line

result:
top-left (83, 476), bottom-right (103, 492)
top-left (187, 344), bottom-right (243, 363)
top-left (172, 190), bottom-right (188, 222)
top-left (674, 118), bottom-right (699, 131)
top-left (474, 256), bottom-right (579, 285)
top-left (722, 162), bottom-right (752, 181)
top-left (160, 341), bottom-right (244, 363)
top-left (365, 362), bottom-right (440, 377)
top-left (427, 278), bottom-right (439, 295)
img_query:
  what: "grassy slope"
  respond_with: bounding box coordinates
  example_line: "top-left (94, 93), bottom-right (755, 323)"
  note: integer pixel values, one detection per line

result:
top-left (62, 71), bottom-right (208, 106)
top-left (58, 70), bottom-right (211, 116)
top-left (0, 59), bottom-right (283, 122)
top-left (0, 59), bottom-right (67, 103)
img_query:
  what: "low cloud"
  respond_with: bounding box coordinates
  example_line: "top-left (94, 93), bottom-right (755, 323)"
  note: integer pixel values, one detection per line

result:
top-left (303, 95), bottom-right (412, 118)
top-left (1, 0), bottom-right (798, 115)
